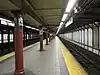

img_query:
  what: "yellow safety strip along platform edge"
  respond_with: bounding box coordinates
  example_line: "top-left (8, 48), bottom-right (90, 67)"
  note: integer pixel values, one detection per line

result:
top-left (58, 38), bottom-right (88, 75)
top-left (0, 42), bottom-right (39, 62)
top-left (0, 52), bottom-right (15, 62)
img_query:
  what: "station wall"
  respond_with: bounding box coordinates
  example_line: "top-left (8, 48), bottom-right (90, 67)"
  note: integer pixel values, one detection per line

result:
top-left (59, 24), bottom-right (100, 56)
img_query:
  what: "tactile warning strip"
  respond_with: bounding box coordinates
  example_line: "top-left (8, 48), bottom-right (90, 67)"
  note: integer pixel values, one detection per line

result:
top-left (58, 37), bottom-right (88, 75)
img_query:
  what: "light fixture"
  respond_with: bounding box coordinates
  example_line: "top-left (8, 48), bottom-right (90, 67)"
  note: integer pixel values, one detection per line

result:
top-left (25, 26), bottom-right (31, 29)
top-left (0, 17), bottom-right (15, 27)
top-left (8, 22), bottom-right (15, 27)
top-left (65, 0), bottom-right (77, 12)
top-left (56, 22), bottom-right (63, 34)
top-left (0, 18), bottom-right (11, 23)
top-left (1, 20), bottom-right (7, 25)
top-left (56, 0), bottom-right (77, 34)
top-left (60, 22), bottom-right (63, 27)
top-left (65, 21), bottom-right (72, 27)
top-left (31, 27), bottom-right (35, 30)
top-left (65, 17), bottom-right (73, 27)
top-left (36, 28), bottom-right (39, 31)
top-left (62, 14), bottom-right (68, 21)
top-left (25, 26), bottom-right (38, 30)
top-left (74, 8), bottom-right (78, 13)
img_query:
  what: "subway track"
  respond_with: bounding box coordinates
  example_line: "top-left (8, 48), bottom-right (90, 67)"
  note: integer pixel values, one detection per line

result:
top-left (0, 37), bottom-right (40, 56)
top-left (60, 37), bottom-right (100, 75)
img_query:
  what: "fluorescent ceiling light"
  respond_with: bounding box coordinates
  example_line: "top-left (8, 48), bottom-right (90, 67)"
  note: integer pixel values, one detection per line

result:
top-left (65, 17), bottom-right (73, 27)
top-left (65, 0), bottom-right (76, 12)
top-left (0, 18), bottom-right (11, 23)
top-left (0, 17), bottom-right (15, 27)
top-left (58, 22), bottom-right (63, 31)
top-left (8, 22), bottom-right (15, 27)
top-left (50, 34), bottom-right (52, 36)
top-left (62, 14), bottom-right (68, 21)
top-left (1, 20), bottom-right (7, 25)
top-left (25, 26), bottom-right (31, 29)
top-left (31, 27), bottom-right (35, 30)
top-left (56, 0), bottom-right (76, 34)
top-left (65, 21), bottom-right (72, 27)
top-left (36, 28), bottom-right (39, 31)
top-left (25, 26), bottom-right (37, 30)
top-left (56, 22), bottom-right (63, 34)
top-left (74, 8), bottom-right (78, 13)
top-left (60, 22), bottom-right (63, 26)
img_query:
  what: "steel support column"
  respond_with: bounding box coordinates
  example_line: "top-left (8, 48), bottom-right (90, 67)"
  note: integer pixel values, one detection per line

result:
top-left (46, 31), bottom-right (48, 45)
top-left (97, 26), bottom-right (99, 55)
top-left (92, 25), bottom-right (94, 52)
top-left (13, 12), bottom-right (24, 75)
top-left (12, 29), bottom-right (14, 51)
top-left (72, 31), bottom-right (73, 40)
top-left (7, 27), bottom-right (11, 52)
top-left (26, 31), bottom-right (27, 41)
top-left (32, 33), bottom-right (33, 39)
top-left (23, 32), bottom-right (25, 41)
top-left (30, 32), bottom-right (32, 39)
top-left (32, 32), bottom-right (33, 39)
top-left (84, 29), bottom-right (85, 48)
top-left (81, 29), bottom-right (82, 46)
top-left (1, 29), bottom-right (4, 54)
top-left (28, 33), bottom-right (29, 40)
top-left (87, 28), bottom-right (89, 50)
top-left (94, 24), bottom-right (100, 54)
top-left (30, 31), bottom-right (32, 39)
top-left (49, 34), bottom-right (51, 42)
top-left (25, 32), bottom-right (27, 40)
top-left (40, 28), bottom-right (43, 51)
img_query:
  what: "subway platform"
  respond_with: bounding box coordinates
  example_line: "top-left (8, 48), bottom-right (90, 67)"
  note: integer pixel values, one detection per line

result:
top-left (0, 37), bottom-right (87, 75)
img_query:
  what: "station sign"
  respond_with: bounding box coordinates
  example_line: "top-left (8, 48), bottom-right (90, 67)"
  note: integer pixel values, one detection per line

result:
top-left (18, 16), bottom-right (23, 26)
top-left (39, 30), bottom-right (43, 35)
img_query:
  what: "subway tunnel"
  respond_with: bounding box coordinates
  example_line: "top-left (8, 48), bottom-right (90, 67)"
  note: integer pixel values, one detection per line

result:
top-left (0, 0), bottom-right (100, 75)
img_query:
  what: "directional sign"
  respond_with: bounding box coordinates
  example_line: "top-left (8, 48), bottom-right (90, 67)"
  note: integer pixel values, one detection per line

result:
top-left (39, 30), bottom-right (43, 35)
top-left (18, 17), bottom-right (23, 26)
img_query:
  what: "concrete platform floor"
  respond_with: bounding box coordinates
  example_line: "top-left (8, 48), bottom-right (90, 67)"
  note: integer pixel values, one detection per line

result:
top-left (1, 69), bottom-right (35, 75)
top-left (0, 38), bottom-right (69, 75)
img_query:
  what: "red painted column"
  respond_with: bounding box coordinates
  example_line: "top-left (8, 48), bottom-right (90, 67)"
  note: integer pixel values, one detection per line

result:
top-left (14, 13), bottom-right (24, 75)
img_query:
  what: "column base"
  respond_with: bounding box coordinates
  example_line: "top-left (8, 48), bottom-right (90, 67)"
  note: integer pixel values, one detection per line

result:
top-left (45, 44), bottom-right (49, 45)
top-left (39, 49), bottom-right (47, 51)
top-left (1, 69), bottom-right (35, 75)
top-left (40, 49), bottom-right (44, 51)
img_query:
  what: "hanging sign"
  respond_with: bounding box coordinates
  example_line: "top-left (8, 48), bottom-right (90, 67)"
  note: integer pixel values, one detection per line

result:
top-left (39, 30), bottom-right (43, 35)
top-left (18, 16), bottom-right (23, 26)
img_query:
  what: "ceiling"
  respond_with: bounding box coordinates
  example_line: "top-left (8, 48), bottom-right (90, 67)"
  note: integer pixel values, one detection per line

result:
top-left (0, 0), bottom-right (67, 33)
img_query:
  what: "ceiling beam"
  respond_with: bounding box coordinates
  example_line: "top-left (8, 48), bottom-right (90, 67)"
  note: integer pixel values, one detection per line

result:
top-left (46, 25), bottom-right (59, 26)
top-left (35, 8), bottom-right (64, 10)
top-left (42, 15), bottom-right (62, 17)
top-left (9, 0), bottom-right (46, 26)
